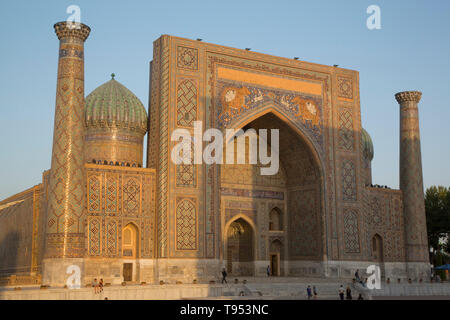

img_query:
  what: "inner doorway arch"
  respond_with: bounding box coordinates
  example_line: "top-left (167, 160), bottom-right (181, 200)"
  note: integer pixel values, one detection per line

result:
top-left (225, 217), bottom-right (255, 276)
top-left (269, 239), bottom-right (283, 276)
top-left (122, 223), bottom-right (139, 282)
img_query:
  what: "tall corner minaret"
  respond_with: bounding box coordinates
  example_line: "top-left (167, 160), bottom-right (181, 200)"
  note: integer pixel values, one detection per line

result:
top-left (395, 91), bottom-right (430, 276)
top-left (43, 21), bottom-right (90, 284)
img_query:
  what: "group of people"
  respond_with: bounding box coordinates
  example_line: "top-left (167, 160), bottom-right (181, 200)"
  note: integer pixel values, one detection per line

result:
top-left (221, 267), bottom-right (366, 300)
top-left (92, 278), bottom-right (104, 294)
top-left (221, 265), bottom-right (273, 284)
top-left (354, 269), bottom-right (367, 287)
top-left (338, 285), bottom-right (363, 300)
top-left (307, 285), bottom-right (364, 300)
top-left (306, 286), bottom-right (318, 299)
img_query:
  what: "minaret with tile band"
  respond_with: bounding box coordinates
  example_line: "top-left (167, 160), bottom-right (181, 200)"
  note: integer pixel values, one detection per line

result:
top-left (44, 21), bottom-right (90, 262)
top-left (395, 91), bottom-right (429, 268)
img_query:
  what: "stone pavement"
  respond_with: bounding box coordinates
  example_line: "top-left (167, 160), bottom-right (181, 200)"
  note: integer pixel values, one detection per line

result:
top-left (0, 277), bottom-right (353, 300)
top-left (0, 277), bottom-right (448, 300)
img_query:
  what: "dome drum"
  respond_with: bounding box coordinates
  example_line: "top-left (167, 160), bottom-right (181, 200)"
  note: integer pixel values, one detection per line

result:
top-left (85, 126), bottom-right (144, 167)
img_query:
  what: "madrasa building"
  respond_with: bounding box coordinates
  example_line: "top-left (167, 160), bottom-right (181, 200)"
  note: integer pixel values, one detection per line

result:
top-left (0, 22), bottom-right (430, 286)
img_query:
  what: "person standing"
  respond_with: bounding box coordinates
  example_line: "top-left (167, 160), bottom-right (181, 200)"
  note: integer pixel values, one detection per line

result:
top-left (313, 286), bottom-right (318, 299)
top-left (221, 268), bottom-right (228, 284)
top-left (267, 265), bottom-right (270, 277)
top-left (92, 278), bottom-right (99, 294)
top-left (338, 285), bottom-right (344, 300)
top-left (346, 286), bottom-right (352, 300)
top-left (99, 278), bottom-right (104, 293)
top-left (355, 269), bottom-right (360, 282)
top-left (306, 286), bottom-right (312, 300)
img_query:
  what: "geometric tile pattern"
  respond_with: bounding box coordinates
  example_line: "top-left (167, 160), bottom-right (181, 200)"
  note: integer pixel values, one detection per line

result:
top-left (363, 190), bottom-right (406, 262)
top-left (342, 159), bottom-right (357, 201)
top-left (123, 177), bottom-right (140, 215)
top-left (88, 217), bottom-right (101, 256)
top-left (177, 46), bottom-right (198, 71)
top-left (396, 92), bottom-right (429, 262)
top-left (176, 164), bottom-right (196, 187)
top-left (288, 189), bottom-right (321, 259)
top-left (337, 76), bottom-right (353, 99)
top-left (177, 79), bottom-right (197, 127)
top-left (142, 219), bottom-right (154, 257)
top-left (338, 108), bottom-right (354, 151)
top-left (343, 209), bottom-right (360, 253)
top-left (45, 24), bottom-right (90, 258)
top-left (220, 138), bottom-right (287, 187)
top-left (176, 199), bottom-right (197, 250)
top-left (88, 174), bottom-right (101, 212)
top-left (157, 37), bottom-right (170, 257)
top-left (176, 140), bottom-right (196, 188)
top-left (106, 219), bottom-right (118, 256)
top-left (84, 166), bottom-right (156, 259)
top-left (105, 174), bottom-right (118, 214)
top-left (369, 197), bottom-right (382, 226)
top-left (146, 54), bottom-right (160, 170)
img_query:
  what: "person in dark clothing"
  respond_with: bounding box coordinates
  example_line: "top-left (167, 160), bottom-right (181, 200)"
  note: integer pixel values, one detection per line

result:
top-left (355, 269), bottom-right (360, 282)
top-left (346, 286), bottom-right (352, 300)
top-left (306, 286), bottom-right (312, 300)
top-left (221, 268), bottom-right (228, 284)
top-left (267, 265), bottom-right (270, 277)
top-left (357, 293), bottom-right (364, 300)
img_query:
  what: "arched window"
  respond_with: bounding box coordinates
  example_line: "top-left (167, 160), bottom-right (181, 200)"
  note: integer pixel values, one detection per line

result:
top-left (122, 223), bottom-right (139, 258)
top-left (269, 207), bottom-right (283, 231)
top-left (372, 234), bottom-right (383, 262)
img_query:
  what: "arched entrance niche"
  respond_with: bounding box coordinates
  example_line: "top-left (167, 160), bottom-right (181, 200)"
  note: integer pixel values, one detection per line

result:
top-left (122, 223), bottom-right (139, 282)
top-left (220, 109), bottom-right (325, 276)
top-left (269, 239), bottom-right (284, 276)
top-left (225, 217), bottom-right (255, 276)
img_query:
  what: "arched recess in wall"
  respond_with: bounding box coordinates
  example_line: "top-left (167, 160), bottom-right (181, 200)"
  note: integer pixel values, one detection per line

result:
top-left (224, 215), bottom-right (256, 276)
top-left (269, 207), bottom-right (283, 231)
top-left (221, 107), bottom-right (325, 262)
top-left (122, 223), bottom-right (139, 259)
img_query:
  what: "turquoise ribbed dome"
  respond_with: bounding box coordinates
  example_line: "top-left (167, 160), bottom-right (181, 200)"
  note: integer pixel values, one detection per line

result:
top-left (85, 75), bottom-right (147, 134)
top-left (361, 128), bottom-right (374, 161)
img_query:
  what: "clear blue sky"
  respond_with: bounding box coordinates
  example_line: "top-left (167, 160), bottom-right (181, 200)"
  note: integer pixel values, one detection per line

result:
top-left (0, 0), bottom-right (449, 200)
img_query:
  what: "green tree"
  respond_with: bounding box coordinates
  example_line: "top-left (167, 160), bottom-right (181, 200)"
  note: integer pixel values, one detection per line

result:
top-left (425, 186), bottom-right (450, 256)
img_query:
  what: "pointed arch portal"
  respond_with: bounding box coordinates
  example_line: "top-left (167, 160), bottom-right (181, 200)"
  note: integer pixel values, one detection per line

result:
top-left (221, 110), bottom-right (325, 276)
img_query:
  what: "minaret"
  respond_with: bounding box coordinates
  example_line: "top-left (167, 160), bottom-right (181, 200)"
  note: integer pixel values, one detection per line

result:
top-left (43, 21), bottom-right (90, 284)
top-left (395, 91), bottom-right (429, 276)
